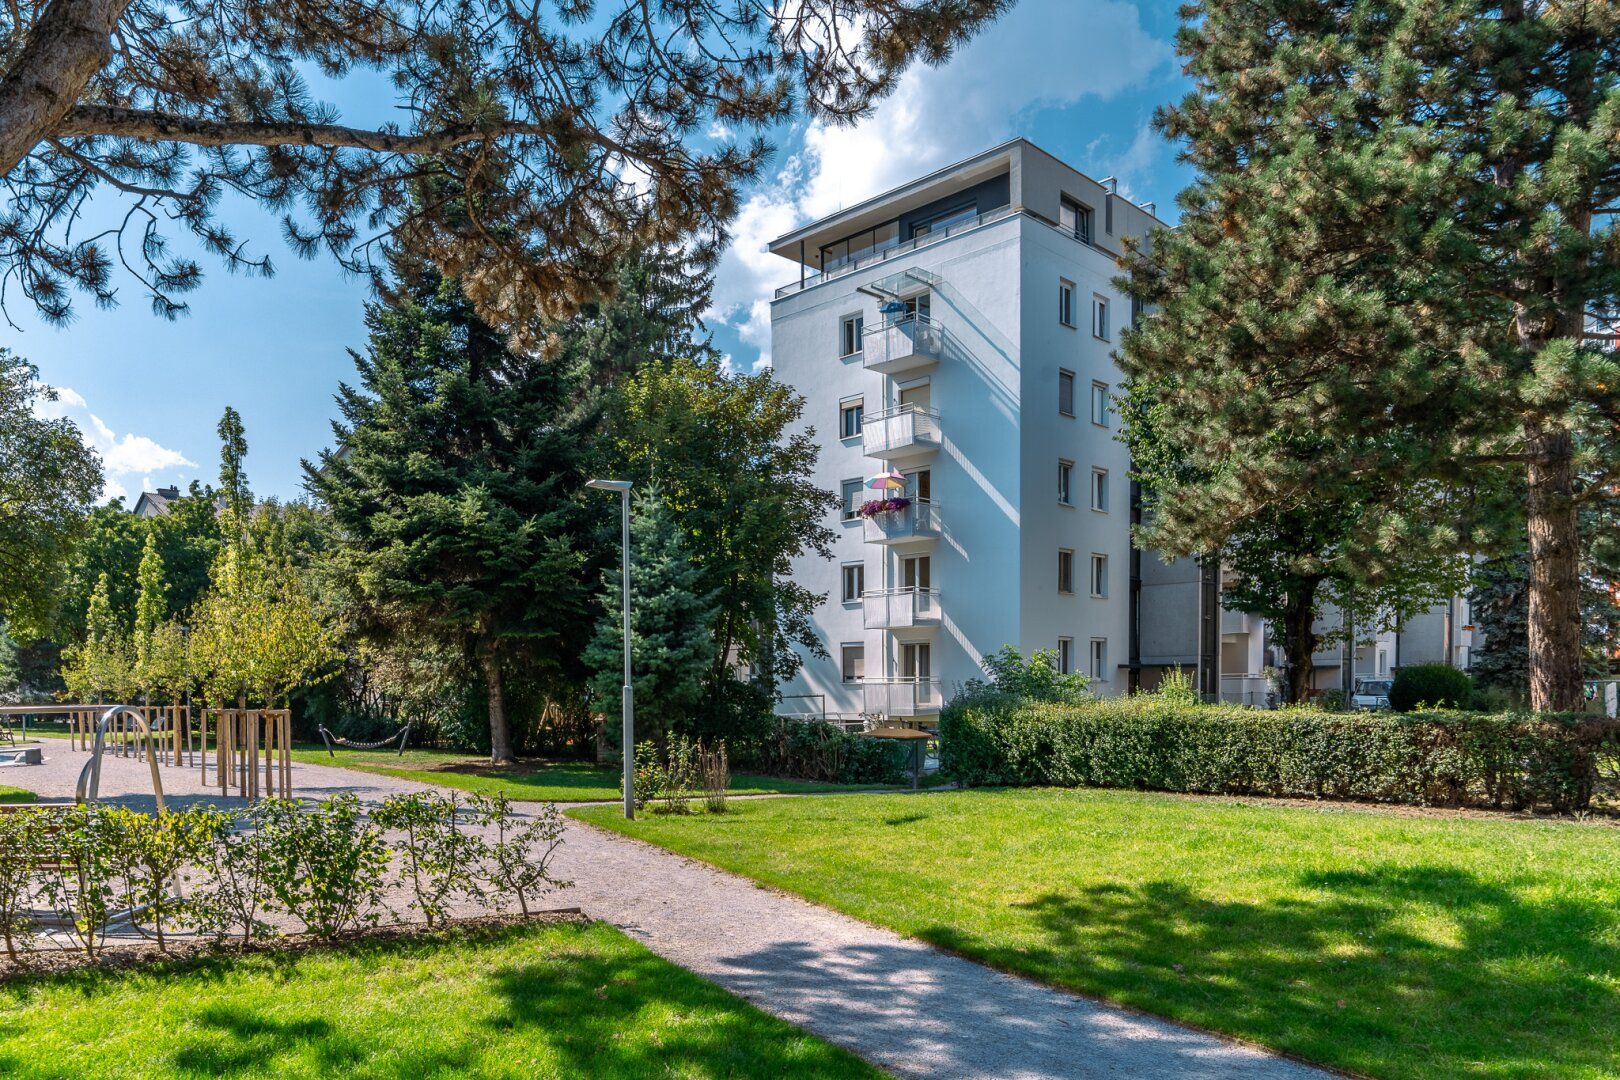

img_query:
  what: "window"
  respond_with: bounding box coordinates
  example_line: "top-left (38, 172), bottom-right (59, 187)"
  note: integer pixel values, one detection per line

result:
top-left (1091, 381), bottom-right (1110, 426)
top-left (842, 644), bottom-right (866, 683)
top-left (1058, 280), bottom-right (1075, 327)
top-left (1092, 295), bottom-right (1111, 340)
top-left (1059, 370), bottom-right (1076, 417)
top-left (840, 479), bottom-right (864, 521)
top-left (911, 204), bottom-right (977, 240)
top-left (839, 398), bottom-right (864, 439)
top-left (841, 563), bottom-right (865, 603)
top-left (1090, 468), bottom-right (1109, 512)
top-left (1090, 553), bottom-right (1109, 598)
top-left (1058, 549), bottom-right (1075, 594)
top-left (840, 314), bottom-right (864, 357)
top-left (1089, 638), bottom-right (1108, 680)
top-left (1057, 637), bottom-right (1074, 675)
top-left (1058, 460), bottom-right (1074, 506)
top-left (1060, 196), bottom-right (1093, 244)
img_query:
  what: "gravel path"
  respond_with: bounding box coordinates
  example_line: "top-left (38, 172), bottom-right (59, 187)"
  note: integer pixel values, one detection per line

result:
top-left (2, 742), bottom-right (1333, 1080)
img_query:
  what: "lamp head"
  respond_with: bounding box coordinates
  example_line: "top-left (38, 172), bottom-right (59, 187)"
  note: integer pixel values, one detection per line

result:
top-left (586, 479), bottom-right (633, 493)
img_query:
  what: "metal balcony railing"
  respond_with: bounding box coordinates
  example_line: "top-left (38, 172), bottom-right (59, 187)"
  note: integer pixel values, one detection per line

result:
top-left (863, 314), bottom-right (943, 375)
top-left (774, 206), bottom-right (1017, 298)
top-left (862, 588), bottom-right (942, 630)
top-left (862, 677), bottom-right (944, 716)
top-left (862, 498), bottom-right (942, 545)
top-left (862, 404), bottom-right (940, 460)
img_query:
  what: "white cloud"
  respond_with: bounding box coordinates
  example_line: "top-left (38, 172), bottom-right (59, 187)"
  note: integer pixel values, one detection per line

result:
top-left (707, 0), bottom-right (1173, 366)
top-left (33, 385), bottom-right (196, 504)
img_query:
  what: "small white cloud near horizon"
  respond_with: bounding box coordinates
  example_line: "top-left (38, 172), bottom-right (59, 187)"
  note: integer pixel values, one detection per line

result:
top-left (706, 0), bottom-right (1174, 368)
top-left (34, 385), bottom-right (197, 505)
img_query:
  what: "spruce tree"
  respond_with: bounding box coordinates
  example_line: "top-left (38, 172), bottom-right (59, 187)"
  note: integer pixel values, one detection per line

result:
top-left (585, 485), bottom-right (719, 743)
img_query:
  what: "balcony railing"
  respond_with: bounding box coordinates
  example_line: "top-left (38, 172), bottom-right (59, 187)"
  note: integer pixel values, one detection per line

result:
top-left (862, 498), bottom-right (942, 545)
top-left (862, 404), bottom-right (940, 460)
top-left (862, 677), bottom-right (944, 717)
top-left (774, 205), bottom-right (1017, 298)
top-left (863, 314), bottom-right (943, 375)
top-left (862, 588), bottom-right (941, 631)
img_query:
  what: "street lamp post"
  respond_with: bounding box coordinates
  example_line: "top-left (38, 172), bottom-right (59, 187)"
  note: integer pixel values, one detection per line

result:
top-left (587, 478), bottom-right (635, 818)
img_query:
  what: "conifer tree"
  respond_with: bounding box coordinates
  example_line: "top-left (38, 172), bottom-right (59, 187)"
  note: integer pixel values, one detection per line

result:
top-left (585, 485), bottom-right (719, 743)
top-left (216, 406), bottom-right (250, 527)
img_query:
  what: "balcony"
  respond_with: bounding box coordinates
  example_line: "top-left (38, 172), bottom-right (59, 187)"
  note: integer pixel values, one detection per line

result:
top-left (1220, 606), bottom-right (1261, 636)
top-left (862, 405), bottom-right (940, 462)
top-left (863, 588), bottom-right (942, 631)
top-left (862, 678), bottom-right (943, 717)
top-left (862, 499), bottom-right (942, 546)
top-left (863, 315), bottom-right (943, 375)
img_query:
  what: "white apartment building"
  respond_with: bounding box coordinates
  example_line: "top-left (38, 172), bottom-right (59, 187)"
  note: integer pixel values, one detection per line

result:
top-left (766, 139), bottom-right (1469, 726)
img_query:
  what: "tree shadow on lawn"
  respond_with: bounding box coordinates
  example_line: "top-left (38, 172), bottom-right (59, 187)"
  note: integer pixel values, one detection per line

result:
top-left (920, 863), bottom-right (1620, 1079)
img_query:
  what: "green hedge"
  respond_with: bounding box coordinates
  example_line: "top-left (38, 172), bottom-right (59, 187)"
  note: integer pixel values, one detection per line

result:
top-left (752, 719), bottom-right (910, 786)
top-left (939, 693), bottom-right (1617, 813)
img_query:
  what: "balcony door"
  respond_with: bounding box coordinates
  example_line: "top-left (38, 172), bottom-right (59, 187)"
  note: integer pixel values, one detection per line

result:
top-left (898, 383), bottom-right (931, 414)
top-left (905, 467), bottom-right (932, 501)
top-left (903, 293), bottom-right (931, 321)
top-left (901, 554), bottom-right (932, 591)
top-left (900, 642), bottom-right (932, 681)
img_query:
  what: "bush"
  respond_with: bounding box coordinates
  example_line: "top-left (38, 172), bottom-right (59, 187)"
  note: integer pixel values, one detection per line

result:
top-left (469, 794), bottom-right (569, 916)
top-left (257, 794), bottom-right (390, 939)
top-left (755, 719), bottom-right (908, 785)
top-left (372, 791), bottom-right (484, 928)
top-left (1389, 664), bottom-right (1475, 712)
top-left (0, 808), bottom-right (49, 959)
top-left (939, 692), bottom-right (1617, 813)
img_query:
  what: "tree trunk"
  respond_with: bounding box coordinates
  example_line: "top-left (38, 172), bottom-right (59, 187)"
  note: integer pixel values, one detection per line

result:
top-left (1280, 580), bottom-right (1321, 705)
top-left (482, 648), bottom-right (516, 765)
top-left (0, 0), bottom-right (137, 174)
top-left (1525, 423), bottom-right (1584, 712)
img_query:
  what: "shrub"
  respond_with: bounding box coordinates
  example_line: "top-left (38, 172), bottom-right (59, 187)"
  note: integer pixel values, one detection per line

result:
top-left (755, 719), bottom-right (908, 785)
top-left (0, 808), bottom-right (50, 959)
top-left (192, 808), bottom-right (277, 946)
top-left (698, 742), bottom-right (730, 812)
top-left (257, 794), bottom-right (390, 939)
top-left (37, 805), bottom-right (127, 958)
top-left (470, 794), bottom-right (569, 916)
top-left (372, 791), bottom-right (484, 928)
top-left (110, 806), bottom-right (217, 951)
top-left (1389, 664), bottom-right (1475, 712)
top-left (939, 692), bottom-right (1617, 813)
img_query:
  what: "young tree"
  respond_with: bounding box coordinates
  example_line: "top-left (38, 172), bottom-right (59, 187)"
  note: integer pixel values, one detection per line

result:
top-left (1121, 0), bottom-right (1619, 710)
top-left (602, 358), bottom-right (838, 694)
top-left (0, 0), bottom-right (1007, 335)
top-left (216, 406), bottom-right (250, 526)
top-left (585, 484), bottom-right (719, 743)
top-left (131, 533), bottom-right (165, 703)
top-left (0, 349), bottom-right (101, 640)
top-left (307, 265), bottom-right (597, 763)
top-left (61, 571), bottom-right (133, 702)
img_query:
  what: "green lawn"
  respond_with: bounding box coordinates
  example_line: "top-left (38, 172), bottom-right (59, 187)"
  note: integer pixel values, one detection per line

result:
top-left (0, 920), bottom-right (882, 1079)
top-left (0, 786), bottom-right (35, 804)
top-left (576, 788), bottom-right (1620, 1080)
top-left (292, 745), bottom-right (875, 802)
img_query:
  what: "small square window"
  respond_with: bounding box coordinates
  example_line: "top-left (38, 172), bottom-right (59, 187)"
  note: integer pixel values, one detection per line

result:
top-left (1090, 553), bottom-right (1108, 598)
top-left (1089, 638), bottom-right (1108, 680)
top-left (1058, 460), bottom-right (1074, 506)
top-left (1059, 370), bottom-right (1076, 417)
top-left (840, 399), bottom-right (864, 439)
top-left (1092, 295), bottom-right (1111, 341)
top-left (1091, 381), bottom-right (1110, 426)
top-left (840, 479), bottom-right (864, 522)
top-left (1058, 549), bottom-right (1075, 595)
top-left (841, 315), bottom-right (864, 357)
top-left (1057, 637), bottom-right (1074, 675)
top-left (1090, 468), bottom-right (1109, 512)
top-left (1058, 280), bottom-right (1075, 327)
top-left (842, 644), bottom-right (865, 682)
top-left (841, 563), bottom-right (865, 603)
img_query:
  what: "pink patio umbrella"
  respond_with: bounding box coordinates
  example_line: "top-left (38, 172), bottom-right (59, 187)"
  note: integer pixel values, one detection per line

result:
top-left (866, 470), bottom-right (907, 492)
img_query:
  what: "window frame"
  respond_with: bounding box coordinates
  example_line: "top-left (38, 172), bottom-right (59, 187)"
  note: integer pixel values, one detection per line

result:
top-left (1089, 638), bottom-right (1108, 681)
top-left (1057, 637), bottom-right (1074, 675)
top-left (1090, 381), bottom-right (1110, 427)
top-left (1089, 552), bottom-right (1109, 598)
top-left (1058, 548), bottom-right (1076, 595)
top-left (1058, 279), bottom-right (1076, 328)
top-left (1058, 369), bottom-right (1076, 418)
top-left (840, 478), bottom-right (864, 522)
top-left (840, 314), bottom-right (865, 358)
top-left (1092, 294), bottom-right (1111, 341)
top-left (1058, 459), bottom-right (1074, 506)
top-left (1060, 196), bottom-right (1094, 244)
top-left (839, 397), bottom-right (864, 440)
top-left (1090, 467), bottom-right (1109, 513)
top-left (841, 644), bottom-right (866, 683)
top-left (841, 562), bottom-right (865, 604)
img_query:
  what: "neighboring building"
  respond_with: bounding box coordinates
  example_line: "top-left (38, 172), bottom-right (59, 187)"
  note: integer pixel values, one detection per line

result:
top-left (132, 485), bottom-right (182, 518)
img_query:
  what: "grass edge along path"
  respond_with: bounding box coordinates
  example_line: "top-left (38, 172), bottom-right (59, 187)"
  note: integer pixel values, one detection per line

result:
top-left (0, 786), bottom-right (35, 804)
top-left (575, 786), bottom-right (1620, 1080)
top-left (0, 919), bottom-right (886, 1079)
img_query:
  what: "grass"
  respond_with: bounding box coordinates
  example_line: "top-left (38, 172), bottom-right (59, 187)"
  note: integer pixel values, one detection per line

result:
top-left (289, 745), bottom-right (876, 802)
top-left (576, 787), bottom-right (1620, 1080)
top-left (0, 919), bottom-right (882, 1079)
top-left (0, 786), bottom-right (35, 804)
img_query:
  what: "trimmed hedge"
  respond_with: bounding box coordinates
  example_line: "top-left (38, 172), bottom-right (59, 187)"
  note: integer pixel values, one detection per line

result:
top-left (939, 693), bottom-right (1618, 813)
top-left (1388, 663), bottom-right (1475, 712)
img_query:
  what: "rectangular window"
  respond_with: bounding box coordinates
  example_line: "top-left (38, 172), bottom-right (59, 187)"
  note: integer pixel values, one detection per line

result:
top-left (1060, 196), bottom-right (1093, 244)
top-left (1058, 280), bottom-right (1075, 327)
top-left (839, 398), bottom-right (864, 439)
top-left (1090, 468), bottom-right (1109, 512)
top-left (1091, 381), bottom-right (1110, 426)
top-left (841, 479), bottom-right (864, 522)
top-left (1089, 638), bottom-right (1107, 680)
top-left (1090, 553), bottom-right (1108, 598)
top-left (1058, 460), bottom-right (1074, 506)
top-left (1057, 637), bottom-right (1074, 675)
top-left (1059, 370), bottom-right (1076, 417)
top-left (1092, 295), bottom-right (1111, 340)
top-left (1058, 549), bottom-right (1075, 595)
top-left (840, 315), bottom-right (864, 357)
top-left (842, 644), bottom-right (865, 683)
top-left (841, 563), bottom-right (865, 603)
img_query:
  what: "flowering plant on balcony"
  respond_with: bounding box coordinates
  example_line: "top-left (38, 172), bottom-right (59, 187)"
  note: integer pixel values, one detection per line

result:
top-left (859, 496), bottom-right (912, 518)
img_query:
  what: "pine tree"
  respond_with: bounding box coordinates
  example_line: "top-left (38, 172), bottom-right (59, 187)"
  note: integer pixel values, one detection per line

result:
top-left (585, 485), bottom-right (719, 743)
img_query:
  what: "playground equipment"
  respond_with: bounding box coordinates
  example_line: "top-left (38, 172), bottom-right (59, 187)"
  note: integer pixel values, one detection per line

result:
top-left (75, 705), bottom-right (167, 811)
top-left (318, 723), bottom-right (411, 757)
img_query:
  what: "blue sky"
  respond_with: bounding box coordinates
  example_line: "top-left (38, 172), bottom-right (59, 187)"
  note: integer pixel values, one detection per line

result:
top-left (18, 0), bottom-right (1192, 503)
